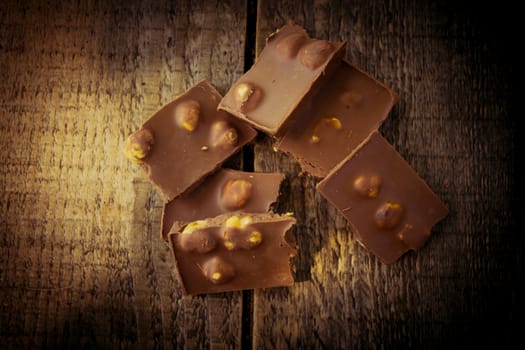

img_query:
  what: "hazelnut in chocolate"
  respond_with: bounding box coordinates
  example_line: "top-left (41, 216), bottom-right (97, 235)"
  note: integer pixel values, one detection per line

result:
top-left (124, 80), bottom-right (257, 202)
top-left (219, 23), bottom-right (346, 136)
top-left (275, 60), bottom-right (399, 178)
top-left (317, 131), bottom-right (449, 264)
top-left (169, 213), bottom-right (296, 295)
top-left (161, 168), bottom-right (285, 240)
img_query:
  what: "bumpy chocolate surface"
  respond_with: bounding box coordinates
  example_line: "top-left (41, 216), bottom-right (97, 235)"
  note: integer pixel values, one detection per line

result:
top-left (161, 168), bottom-right (285, 240)
top-left (275, 60), bottom-right (399, 177)
top-left (317, 131), bottom-right (448, 264)
top-left (124, 80), bottom-right (257, 202)
top-left (218, 23), bottom-right (346, 136)
top-left (169, 213), bottom-right (296, 295)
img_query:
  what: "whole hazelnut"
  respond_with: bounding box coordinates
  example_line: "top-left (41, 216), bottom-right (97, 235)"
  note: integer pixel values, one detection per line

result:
top-left (353, 175), bottom-right (382, 198)
top-left (175, 99), bottom-right (200, 132)
top-left (202, 256), bottom-right (235, 284)
top-left (210, 120), bottom-right (239, 149)
top-left (233, 82), bottom-right (262, 113)
top-left (275, 32), bottom-right (308, 59)
top-left (299, 40), bottom-right (334, 70)
top-left (374, 202), bottom-right (404, 229)
top-left (179, 228), bottom-right (217, 254)
top-left (124, 128), bottom-right (154, 163)
top-left (220, 179), bottom-right (253, 210)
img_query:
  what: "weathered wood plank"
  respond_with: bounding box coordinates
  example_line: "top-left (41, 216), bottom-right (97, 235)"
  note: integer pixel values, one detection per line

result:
top-left (253, 0), bottom-right (518, 348)
top-left (0, 0), bottom-right (246, 348)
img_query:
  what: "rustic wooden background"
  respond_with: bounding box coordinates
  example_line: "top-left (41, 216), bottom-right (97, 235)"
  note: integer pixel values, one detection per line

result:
top-left (0, 0), bottom-right (520, 349)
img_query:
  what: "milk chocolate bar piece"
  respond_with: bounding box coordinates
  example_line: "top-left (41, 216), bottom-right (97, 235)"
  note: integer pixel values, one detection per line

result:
top-left (275, 60), bottom-right (399, 178)
top-left (160, 168), bottom-right (285, 240)
top-left (317, 131), bottom-right (448, 264)
top-left (169, 213), bottom-right (296, 295)
top-left (218, 22), bottom-right (346, 136)
top-left (124, 80), bottom-right (257, 202)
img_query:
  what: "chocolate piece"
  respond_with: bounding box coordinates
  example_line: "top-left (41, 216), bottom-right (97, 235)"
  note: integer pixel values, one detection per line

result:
top-left (124, 80), bottom-right (257, 202)
top-left (275, 60), bottom-right (399, 177)
top-left (161, 168), bottom-right (285, 240)
top-left (168, 213), bottom-right (296, 295)
top-left (218, 23), bottom-right (346, 136)
top-left (317, 131), bottom-right (449, 264)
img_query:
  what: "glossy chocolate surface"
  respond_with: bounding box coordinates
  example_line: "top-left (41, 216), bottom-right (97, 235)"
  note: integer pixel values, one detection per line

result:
top-left (317, 131), bottom-right (448, 264)
top-left (161, 168), bottom-right (285, 240)
top-left (275, 60), bottom-right (398, 177)
top-left (169, 213), bottom-right (296, 295)
top-left (125, 80), bottom-right (257, 202)
top-left (219, 23), bottom-right (346, 136)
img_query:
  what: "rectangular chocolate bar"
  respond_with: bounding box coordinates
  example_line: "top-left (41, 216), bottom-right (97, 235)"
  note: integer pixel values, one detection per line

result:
top-left (317, 131), bottom-right (449, 264)
top-left (124, 80), bottom-right (257, 202)
top-left (160, 168), bottom-right (285, 240)
top-left (218, 22), bottom-right (346, 136)
top-left (274, 60), bottom-right (399, 177)
top-left (168, 213), bottom-right (296, 295)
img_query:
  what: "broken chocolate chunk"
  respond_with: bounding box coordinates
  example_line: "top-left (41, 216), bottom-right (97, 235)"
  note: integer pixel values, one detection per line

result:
top-left (219, 23), bottom-right (346, 136)
top-left (275, 60), bottom-right (398, 177)
top-left (124, 80), bottom-right (257, 202)
top-left (169, 213), bottom-right (296, 295)
top-left (161, 169), bottom-right (285, 240)
top-left (317, 131), bottom-right (448, 264)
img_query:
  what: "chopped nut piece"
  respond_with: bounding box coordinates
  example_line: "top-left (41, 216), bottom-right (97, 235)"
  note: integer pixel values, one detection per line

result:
top-left (224, 215), bottom-right (241, 229)
top-left (224, 215), bottom-right (253, 229)
top-left (182, 220), bottom-right (207, 234)
top-left (222, 226), bottom-right (263, 250)
top-left (310, 117), bottom-right (343, 144)
top-left (239, 216), bottom-right (253, 227)
top-left (247, 231), bottom-right (262, 244)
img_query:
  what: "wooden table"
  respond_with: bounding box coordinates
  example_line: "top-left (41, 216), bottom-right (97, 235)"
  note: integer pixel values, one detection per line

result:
top-left (1, 1), bottom-right (521, 348)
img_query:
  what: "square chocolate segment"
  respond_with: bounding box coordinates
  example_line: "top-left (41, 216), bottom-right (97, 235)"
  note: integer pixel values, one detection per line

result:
top-left (317, 131), bottom-right (449, 264)
top-left (168, 213), bottom-right (296, 295)
top-left (124, 80), bottom-right (257, 202)
top-left (218, 22), bottom-right (346, 136)
top-left (275, 60), bottom-right (399, 177)
top-left (160, 168), bottom-right (285, 240)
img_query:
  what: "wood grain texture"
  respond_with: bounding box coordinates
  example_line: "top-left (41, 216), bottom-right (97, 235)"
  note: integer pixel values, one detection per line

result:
top-left (253, 0), bottom-right (520, 348)
top-left (0, 0), bottom-right (246, 348)
top-left (0, 0), bottom-right (521, 349)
